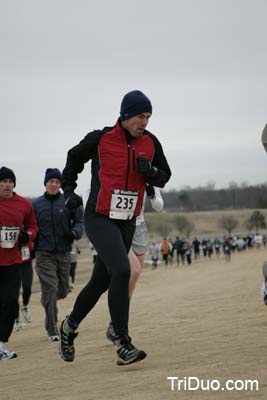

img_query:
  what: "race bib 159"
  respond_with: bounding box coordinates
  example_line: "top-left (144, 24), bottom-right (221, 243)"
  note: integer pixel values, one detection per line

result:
top-left (0, 226), bottom-right (20, 248)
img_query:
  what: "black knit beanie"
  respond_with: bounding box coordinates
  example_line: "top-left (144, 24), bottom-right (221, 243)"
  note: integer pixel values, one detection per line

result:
top-left (44, 168), bottom-right (62, 185)
top-left (120, 90), bottom-right (152, 121)
top-left (0, 167), bottom-right (16, 187)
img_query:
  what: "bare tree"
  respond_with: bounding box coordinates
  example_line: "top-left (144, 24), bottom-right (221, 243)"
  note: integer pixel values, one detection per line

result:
top-left (246, 210), bottom-right (266, 232)
top-left (228, 181), bottom-right (238, 209)
top-left (204, 180), bottom-right (216, 191)
top-left (174, 215), bottom-right (195, 237)
top-left (155, 222), bottom-right (172, 239)
top-left (218, 215), bottom-right (238, 234)
top-left (178, 191), bottom-right (193, 211)
top-left (184, 221), bottom-right (195, 238)
top-left (244, 218), bottom-right (255, 233)
top-left (174, 215), bottom-right (190, 234)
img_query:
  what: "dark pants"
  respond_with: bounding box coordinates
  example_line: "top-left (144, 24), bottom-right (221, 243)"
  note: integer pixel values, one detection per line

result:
top-left (35, 251), bottom-right (71, 336)
top-left (186, 254), bottom-right (192, 265)
top-left (0, 265), bottom-right (21, 342)
top-left (70, 262), bottom-right (77, 284)
top-left (162, 254), bottom-right (168, 265)
top-left (20, 261), bottom-right (33, 306)
top-left (15, 261), bottom-right (33, 319)
top-left (70, 209), bottom-right (135, 337)
top-left (152, 257), bottom-right (158, 269)
top-left (194, 249), bottom-right (200, 259)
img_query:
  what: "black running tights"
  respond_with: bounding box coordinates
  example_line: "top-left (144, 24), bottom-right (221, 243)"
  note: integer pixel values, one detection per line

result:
top-left (70, 210), bottom-right (136, 337)
top-left (15, 261), bottom-right (33, 319)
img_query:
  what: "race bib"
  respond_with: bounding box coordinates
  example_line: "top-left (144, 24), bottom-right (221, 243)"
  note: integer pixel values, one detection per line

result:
top-left (0, 226), bottom-right (20, 248)
top-left (109, 190), bottom-right (138, 220)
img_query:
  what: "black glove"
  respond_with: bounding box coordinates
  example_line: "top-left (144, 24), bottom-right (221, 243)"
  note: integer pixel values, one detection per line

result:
top-left (146, 185), bottom-right (155, 198)
top-left (137, 157), bottom-right (157, 179)
top-left (63, 230), bottom-right (77, 244)
top-left (18, 230), bottom-right (30, 244)
top-left (64, 192), bottom-right (83, 210)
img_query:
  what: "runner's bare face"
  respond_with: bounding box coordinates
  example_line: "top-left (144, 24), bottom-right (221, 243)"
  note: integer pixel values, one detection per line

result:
top-left (0, 179), bottom-right (15, 198)
top-left (45, 178), bottom-right (61, 195)
top-left (122, 113), bottom-right (151, 138)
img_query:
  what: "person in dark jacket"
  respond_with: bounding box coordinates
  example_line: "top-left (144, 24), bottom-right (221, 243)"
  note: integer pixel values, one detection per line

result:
top-left (58, 90), bottom-right (171, 366)
top-left (174, 236), bottom-right (183, 265)
top-left (33, 168), bottom-right (83, 341)
top-left (192, 237), bottom-right (201, 260)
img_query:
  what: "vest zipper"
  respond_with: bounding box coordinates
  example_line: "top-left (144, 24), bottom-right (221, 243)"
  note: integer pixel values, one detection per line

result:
top-left (132, 148), bottom-right (136, 172)
top-left (125, 144), bottom-right (130, 190)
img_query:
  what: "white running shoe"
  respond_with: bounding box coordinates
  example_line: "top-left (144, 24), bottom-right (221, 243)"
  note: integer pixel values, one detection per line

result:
top-left (21, 306), bottom-right (32, 323)
top-left (48, 335), bottom-right (60, 342)
top-left (14, 319), bottom-right (22, 332)
top-left (0, 343), bottom-right (17, 361)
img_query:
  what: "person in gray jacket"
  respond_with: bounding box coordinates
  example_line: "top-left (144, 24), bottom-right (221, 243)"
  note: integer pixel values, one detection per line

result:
top-left (33, 168), bottom-right (83, 341)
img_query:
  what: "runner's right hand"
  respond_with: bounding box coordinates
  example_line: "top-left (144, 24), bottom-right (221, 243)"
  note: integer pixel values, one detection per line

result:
top-left (145, 185), bottom-right (155, 198)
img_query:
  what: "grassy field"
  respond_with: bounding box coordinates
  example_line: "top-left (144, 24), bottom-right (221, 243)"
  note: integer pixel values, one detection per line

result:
top-left (145, 208), bottom-right (267, 240)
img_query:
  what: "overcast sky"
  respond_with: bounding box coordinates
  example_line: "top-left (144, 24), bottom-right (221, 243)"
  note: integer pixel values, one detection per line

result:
top-left (1, 0), bottom-right (267, 197)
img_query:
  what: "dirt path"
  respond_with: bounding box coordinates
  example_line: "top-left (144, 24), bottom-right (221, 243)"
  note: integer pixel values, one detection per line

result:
top-left (1, 248), bottom-right (267, 399)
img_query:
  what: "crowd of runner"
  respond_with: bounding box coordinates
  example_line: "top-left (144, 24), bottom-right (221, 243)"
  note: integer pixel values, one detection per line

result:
top-left (148, 233), bottom-right (266, 267)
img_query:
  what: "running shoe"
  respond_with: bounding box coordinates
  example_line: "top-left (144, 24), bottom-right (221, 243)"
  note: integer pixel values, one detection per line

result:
top-left (59, 319), bottom-right (78, 362)
top-left (48, 335), bottom-right (60, 342)
top-left (0, 343), bottom-right (17, 361)
top-left (14, 319), bottom-right (22, 332)
top-left (116, 335), bottom-right (146, 366)
top-left (21, 306), bottom-right (32, 323)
